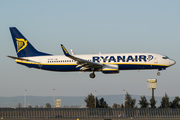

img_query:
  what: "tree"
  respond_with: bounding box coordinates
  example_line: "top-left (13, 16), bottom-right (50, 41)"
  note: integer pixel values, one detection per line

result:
top-left (84, 93), bottom-right (95, 108)
top-left (28, 105), bottom-right (32, 108)
top-left (159, 93), bottom-right (170, 108)
top-left (84, 93), bottom-right (109, 108)
top-left (95, 97), bottom-right (100, 108)
top-left (112, 103), bottom-right (118, 108)
top-left (112, 103), bottom-right (121, 108)
top-left (149, 97), bottom-right (157, 108)
top-left (125, 92), bottom-right (136, 108)
top-left (99, 98), bottom-right (108, 108)
top-left (17, 103), bottom-right (22, 108)
top-left (170, 96), bottom-right (180, 108)
top-left (139, 96), bottom-right (149, 108)
top-left (45, 103), bottom-right (51, 108)
top-left (120, 104), bottom-right (124, 108)
top-left (35, 105), bottom-right (39, 108)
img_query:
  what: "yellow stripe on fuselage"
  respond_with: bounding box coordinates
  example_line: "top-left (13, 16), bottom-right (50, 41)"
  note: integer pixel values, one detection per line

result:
top-left (102, 69), bottom-right (119, 71)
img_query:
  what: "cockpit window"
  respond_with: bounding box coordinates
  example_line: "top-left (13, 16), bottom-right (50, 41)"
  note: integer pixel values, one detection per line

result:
top-left (162, 56), bottom-right (169, 59)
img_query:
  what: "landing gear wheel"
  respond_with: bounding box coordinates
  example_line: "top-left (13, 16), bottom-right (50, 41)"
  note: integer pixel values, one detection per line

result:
top-left (89, 73), bottom-right (95, 78)
top-left (157, 72), bottom-right (160, 76)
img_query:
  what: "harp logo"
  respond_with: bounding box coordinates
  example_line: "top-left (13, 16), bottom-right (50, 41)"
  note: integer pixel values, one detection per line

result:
top-left (16, 38), bottom-right (28, 53)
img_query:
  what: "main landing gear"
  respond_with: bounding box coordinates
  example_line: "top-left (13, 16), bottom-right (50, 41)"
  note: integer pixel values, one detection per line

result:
top-left (89, 71), bottom-right (95, 78)
top-left (157, 71), bottom-right (160, 76)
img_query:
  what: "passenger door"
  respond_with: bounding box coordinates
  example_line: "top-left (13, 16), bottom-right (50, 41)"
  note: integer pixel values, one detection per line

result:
top-left (154, 56), bottom-right (158, 63)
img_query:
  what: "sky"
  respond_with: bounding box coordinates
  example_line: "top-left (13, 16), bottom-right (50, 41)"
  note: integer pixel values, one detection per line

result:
top-left (0, 0), bottom-right (180, 99)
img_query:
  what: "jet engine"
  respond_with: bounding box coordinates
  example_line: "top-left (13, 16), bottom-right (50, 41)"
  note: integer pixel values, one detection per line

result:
top-left (102, 64), bottom-right (119, 74)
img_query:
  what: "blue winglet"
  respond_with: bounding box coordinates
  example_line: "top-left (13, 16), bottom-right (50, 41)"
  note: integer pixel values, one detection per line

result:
top-left (61, 44), bottom-right (70, 56)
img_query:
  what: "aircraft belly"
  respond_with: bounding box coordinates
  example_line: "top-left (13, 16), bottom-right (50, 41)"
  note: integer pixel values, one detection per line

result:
top-left (118, 64), bottom-right (166, 70)
top-left (41, 65), bottom-right (78, 71)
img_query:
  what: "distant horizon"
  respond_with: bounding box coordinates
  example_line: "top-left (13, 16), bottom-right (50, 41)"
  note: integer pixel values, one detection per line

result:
top-left (0, 94), bottom-right (179, 97)
top-left (0, 94), bottom-right (178, 108)
top-left (1, 93), bottom-right (179, 98)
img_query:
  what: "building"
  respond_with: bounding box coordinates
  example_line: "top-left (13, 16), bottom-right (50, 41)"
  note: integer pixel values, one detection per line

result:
top-left (56, 99), bottom-right (61, 108)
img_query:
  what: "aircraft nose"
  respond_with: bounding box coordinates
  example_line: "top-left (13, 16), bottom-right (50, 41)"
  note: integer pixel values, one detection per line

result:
top-left (170, 59), bottom-right (176, 66)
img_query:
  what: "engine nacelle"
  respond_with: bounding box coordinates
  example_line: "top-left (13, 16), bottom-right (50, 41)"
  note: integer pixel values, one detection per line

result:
top-left (102, 64), bottom-right (119, 74)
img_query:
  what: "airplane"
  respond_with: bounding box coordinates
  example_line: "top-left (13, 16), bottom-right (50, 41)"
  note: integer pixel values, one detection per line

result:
top-left (8, 27), bottom-right (176, 78)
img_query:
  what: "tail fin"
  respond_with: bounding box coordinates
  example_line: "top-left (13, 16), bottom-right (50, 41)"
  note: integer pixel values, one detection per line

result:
top-left (9, 27), bottom-right (51, 57)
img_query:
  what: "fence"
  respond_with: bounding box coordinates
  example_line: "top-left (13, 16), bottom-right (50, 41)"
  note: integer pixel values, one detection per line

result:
top-left (0, 108), bottom-right (180, 119)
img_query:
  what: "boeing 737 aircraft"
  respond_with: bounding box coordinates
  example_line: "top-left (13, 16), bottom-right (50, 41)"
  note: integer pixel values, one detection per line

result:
top-left (8, 27), bottom-right (176, 78)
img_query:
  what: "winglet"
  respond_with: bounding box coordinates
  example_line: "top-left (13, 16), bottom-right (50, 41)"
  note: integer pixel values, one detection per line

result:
top-left (61, 44), bottom-right (70, 56)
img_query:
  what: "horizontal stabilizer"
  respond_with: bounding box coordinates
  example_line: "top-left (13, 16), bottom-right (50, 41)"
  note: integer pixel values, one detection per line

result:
top-left (7, 56), bottom-right (29, 61)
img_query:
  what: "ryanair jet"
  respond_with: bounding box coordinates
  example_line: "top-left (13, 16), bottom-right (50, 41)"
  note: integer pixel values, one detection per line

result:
top-left (8, 27), bottom-right (176, 78)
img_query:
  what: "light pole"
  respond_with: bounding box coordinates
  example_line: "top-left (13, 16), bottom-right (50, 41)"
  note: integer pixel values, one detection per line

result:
top-left (95, 90), bottom-right (96, 108)
top-left (53, 89), bottom-right (55, 108)
top-left (123, 89), bottom-right (125, 118)
top-left (123, 89), bottom-right (125, 108)
top-left (24, 90), bottom-right (27, 108)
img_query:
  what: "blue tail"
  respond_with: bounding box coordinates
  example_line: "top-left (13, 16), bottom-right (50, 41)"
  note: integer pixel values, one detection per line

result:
top-left (10, 27), bottom-right (51, 57)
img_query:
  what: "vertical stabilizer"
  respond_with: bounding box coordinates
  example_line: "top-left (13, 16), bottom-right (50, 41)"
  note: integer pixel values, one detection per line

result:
top-left (10, 27), bottom-right (51, 57)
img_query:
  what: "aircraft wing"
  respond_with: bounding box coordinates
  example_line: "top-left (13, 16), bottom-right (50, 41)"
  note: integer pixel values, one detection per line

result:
top-left (61, 44), bottom-right (103, 70)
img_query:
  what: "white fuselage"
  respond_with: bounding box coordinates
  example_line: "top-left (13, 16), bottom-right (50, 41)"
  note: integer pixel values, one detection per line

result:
top-left (15, 53), bottom-right (175, 72)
